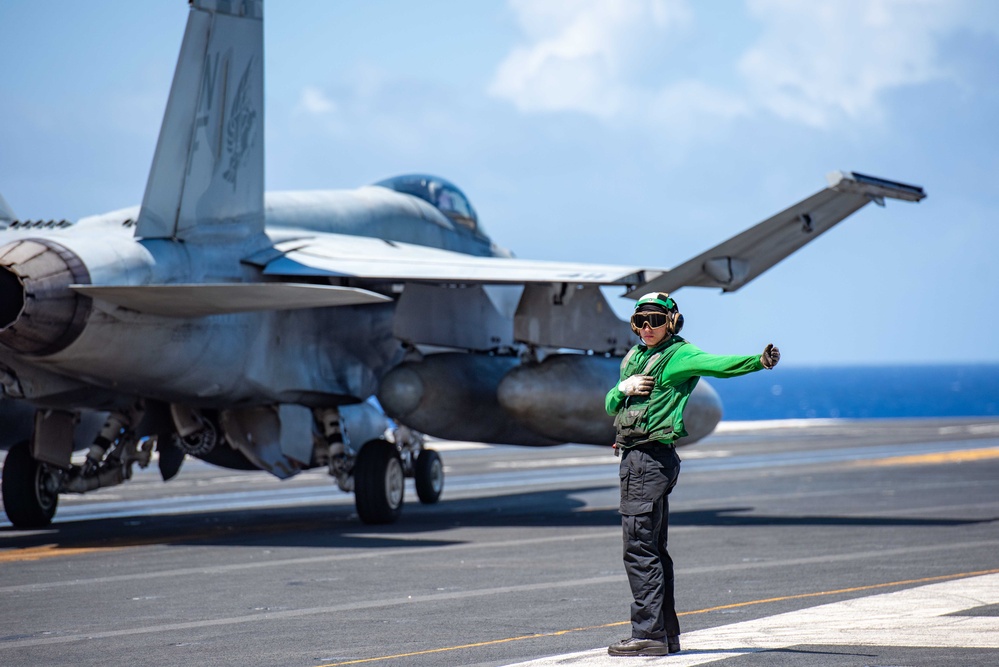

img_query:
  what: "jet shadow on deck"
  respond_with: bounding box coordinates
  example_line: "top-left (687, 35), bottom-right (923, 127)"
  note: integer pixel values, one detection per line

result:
top-left (1, 486), bottom-right (992, 554)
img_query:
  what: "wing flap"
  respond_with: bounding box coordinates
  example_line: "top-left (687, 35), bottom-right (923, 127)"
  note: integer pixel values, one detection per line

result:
top-left (71, 283), bottom-right (390, 318)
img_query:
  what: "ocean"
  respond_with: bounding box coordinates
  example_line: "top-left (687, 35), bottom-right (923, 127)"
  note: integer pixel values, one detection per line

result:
top-left (710, 364), bottom-right (999, 421)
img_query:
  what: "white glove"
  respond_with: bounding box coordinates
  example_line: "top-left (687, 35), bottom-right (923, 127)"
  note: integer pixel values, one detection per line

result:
top-left (761, 343), bottom-right (781, 369)
top-left (618, 374), bottom-right (654, 396)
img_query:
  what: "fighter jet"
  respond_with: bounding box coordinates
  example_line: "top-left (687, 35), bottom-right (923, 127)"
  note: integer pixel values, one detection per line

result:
top-left (0, 0), bottom-right (924, 529)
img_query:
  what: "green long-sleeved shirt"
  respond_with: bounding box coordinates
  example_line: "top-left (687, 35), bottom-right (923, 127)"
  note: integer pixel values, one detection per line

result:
top-left (605, 335), bottom-right (764, 445)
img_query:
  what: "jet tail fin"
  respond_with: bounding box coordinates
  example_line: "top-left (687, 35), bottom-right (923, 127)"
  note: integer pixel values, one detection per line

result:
top-left (0, 194), bottom-right (16, 227)
top-left (135, 0), bottom-right (264, 241)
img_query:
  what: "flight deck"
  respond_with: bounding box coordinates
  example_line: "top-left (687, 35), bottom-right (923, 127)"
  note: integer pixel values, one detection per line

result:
top-left (1, 418), bottom-right (997, 667)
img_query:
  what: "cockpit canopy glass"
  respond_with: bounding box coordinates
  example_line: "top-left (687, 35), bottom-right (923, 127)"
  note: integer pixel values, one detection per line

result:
top-left (375, 174), bottom-right (481, 233)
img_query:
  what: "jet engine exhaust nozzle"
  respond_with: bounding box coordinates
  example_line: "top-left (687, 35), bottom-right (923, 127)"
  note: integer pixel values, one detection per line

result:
top-left (0, 239), bottom-right (92, 355)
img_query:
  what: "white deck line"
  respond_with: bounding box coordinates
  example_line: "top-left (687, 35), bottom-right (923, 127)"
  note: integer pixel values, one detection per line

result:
top-left (504, 572), bottom-right (999, 666)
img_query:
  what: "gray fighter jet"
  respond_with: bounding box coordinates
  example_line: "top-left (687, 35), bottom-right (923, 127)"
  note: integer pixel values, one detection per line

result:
top-left (0, 0), bottom-right (924, 528)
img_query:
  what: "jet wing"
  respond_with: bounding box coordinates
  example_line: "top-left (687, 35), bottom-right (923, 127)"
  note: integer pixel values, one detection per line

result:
top-left (626, 171), bottom-right (926, 296)
top-left (255, 171), bottom-right (922, 299)
top-left (248, 233), bottom-right (648, 286)
top-left (71, 283), bottom-right (390, 317)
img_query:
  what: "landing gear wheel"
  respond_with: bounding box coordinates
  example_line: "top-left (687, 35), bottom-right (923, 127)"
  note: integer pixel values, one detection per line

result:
top-left (2, 440), bottom-right (60, 528)
top-left (354, 439), bottom-right (404, 524)
top-left (415, 449), bottom-right (443, 505)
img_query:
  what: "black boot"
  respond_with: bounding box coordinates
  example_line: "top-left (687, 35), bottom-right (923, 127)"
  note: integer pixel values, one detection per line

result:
top-left (608, 637), bottom-right (670, 656)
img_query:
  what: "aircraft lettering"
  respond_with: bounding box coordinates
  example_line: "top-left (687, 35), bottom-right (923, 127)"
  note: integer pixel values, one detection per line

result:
top-left (189, 53), bottom-right (219, 165)
top-left (222, 57), bottom-right (257, 190)
top-left (215, 56), bottom-right (231, 163)
top-left (200, 52), bottom-right (218, 113)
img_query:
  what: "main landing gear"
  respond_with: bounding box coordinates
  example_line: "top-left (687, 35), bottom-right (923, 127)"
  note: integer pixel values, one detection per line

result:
top-left (1, 405), bottom-right (152, 529)
top-left (1, 440), bottom-right (61, 528)
top-left (351, 439), bottom-right (444, 524)
top-left (348, 436), bottom-right (444, 525)
top-left (321, 411), bottom-right (444, 525)
top-left (353, 439), bottom-right (406, 524)
top-left (1, 404), bottom-right (445, 529)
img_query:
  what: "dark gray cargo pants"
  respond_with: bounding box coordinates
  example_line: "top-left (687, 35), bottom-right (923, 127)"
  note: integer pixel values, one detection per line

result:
top-left (618, 445), bottom-right (681, 640)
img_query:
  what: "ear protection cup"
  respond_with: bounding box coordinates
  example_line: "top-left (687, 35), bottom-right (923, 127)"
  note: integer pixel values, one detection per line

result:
top-left (672, 312), bottom-right (684, 335)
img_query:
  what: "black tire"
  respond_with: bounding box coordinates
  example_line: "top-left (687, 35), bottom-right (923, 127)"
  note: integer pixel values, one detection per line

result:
top-left (2, 440), bottom-right (59, 528)
top-left (415, 449), bottom-right (443, 505)
top-left (354, 439), bottom-right (404, 524)
top-left (157, 433), bottom-right (185, 481)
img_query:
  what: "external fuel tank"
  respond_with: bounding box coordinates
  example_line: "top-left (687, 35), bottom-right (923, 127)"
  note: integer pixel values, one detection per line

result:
top-left (378, 353), bottom-right (724, 447)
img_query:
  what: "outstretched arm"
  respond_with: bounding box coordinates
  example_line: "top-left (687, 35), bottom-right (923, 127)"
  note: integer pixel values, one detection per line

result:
top-left (665, 344), bottom-right (765, 383)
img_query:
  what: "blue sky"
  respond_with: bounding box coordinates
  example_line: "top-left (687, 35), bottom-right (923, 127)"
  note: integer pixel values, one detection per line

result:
top-left (1, 1), bottom-right (997, 365)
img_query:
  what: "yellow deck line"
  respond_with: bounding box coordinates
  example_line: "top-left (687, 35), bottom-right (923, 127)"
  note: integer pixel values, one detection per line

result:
top-left (0, 543), bottom-right (125, 563)
top-left (861, 447), bottom-right (999, 467)
top-left (0, 518), bottom-right (329, 564)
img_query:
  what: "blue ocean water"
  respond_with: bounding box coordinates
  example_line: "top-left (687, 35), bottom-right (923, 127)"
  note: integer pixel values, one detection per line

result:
top-left (710, 364), bottom-right (999, 421)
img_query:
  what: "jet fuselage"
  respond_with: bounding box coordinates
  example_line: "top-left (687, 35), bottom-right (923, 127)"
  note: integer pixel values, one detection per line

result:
top-left (0, 185), bottom-right (493, 410)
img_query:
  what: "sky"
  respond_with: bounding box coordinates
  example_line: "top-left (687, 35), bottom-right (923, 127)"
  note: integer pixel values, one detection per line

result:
top-left (1, 0), bottom-right (997, 366)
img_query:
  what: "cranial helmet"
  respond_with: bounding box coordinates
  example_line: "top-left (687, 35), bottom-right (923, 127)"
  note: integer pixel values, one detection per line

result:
top-left (630, 292), bottom-right (684, 336)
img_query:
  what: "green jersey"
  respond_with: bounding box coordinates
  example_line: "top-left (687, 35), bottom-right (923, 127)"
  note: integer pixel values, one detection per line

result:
top-left (605, 335), bottom-right (764, 446)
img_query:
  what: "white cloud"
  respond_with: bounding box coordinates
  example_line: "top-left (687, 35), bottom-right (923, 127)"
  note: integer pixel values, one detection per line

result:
top-left (296, 86), bottom-right (338, 115)
top-left (738, 0), bottom-right (978, 128)
top-left (281, 67), bottom-right (485, 163)
top-left (488, 0), bottom-right (694, 119)
top-left (490, 0), bottom-right (991, 131)
top-left (645, 80), bottom-right (750, 127)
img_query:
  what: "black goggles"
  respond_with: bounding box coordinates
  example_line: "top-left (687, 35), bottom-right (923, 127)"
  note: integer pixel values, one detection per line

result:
top-left (631, 312), bottom-right (669, 329)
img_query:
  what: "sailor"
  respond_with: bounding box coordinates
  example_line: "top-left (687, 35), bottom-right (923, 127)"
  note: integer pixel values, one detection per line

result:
top-left (605, 292), bottom-right (780, 657)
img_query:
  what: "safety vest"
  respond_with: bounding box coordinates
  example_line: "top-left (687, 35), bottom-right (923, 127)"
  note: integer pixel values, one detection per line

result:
top-left (613, 337), bottom-right (689, 448)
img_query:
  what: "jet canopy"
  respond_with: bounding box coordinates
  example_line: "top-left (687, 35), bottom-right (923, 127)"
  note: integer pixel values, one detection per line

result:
top-left (375, 174), bottom-right (482, 234)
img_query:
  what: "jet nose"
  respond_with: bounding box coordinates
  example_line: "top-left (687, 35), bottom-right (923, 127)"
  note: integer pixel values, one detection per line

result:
top-left (0, 239), bottom-right (92, 355)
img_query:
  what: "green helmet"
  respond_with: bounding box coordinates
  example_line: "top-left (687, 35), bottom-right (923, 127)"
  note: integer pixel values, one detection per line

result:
top-left (634, 292), bottom-right (676, 313)
top-left (631, 292), bottom-right (683, 336)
